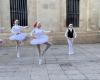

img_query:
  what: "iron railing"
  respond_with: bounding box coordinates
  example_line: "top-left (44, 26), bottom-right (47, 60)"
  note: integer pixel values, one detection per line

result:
top-left (10, 0), bottom-right (28, 27)
top-left (66, 0), bottom-right (79, 27)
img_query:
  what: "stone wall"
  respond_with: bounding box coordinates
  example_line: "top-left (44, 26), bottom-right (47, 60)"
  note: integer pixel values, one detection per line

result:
top-left (0, 0), bottom-right (10, 30)
top-left (87, 0), bottom-right (100, 31)
top-left (36, 0), bottom-right (61, 31)
top-left (0, 0), bottom-right (100, 45)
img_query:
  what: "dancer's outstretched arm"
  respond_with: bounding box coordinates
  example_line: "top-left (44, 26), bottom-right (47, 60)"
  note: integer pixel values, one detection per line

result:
top-left (65, 29), bottom-right (68, 39)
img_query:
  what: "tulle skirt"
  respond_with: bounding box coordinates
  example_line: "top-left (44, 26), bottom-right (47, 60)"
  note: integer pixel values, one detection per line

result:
top-left (30, 35), bottom-right (48, 45)
top-left (9, 33), bottom-right (27, 41)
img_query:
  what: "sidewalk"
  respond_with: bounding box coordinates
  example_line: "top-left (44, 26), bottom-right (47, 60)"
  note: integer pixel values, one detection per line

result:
top-left (0, 44), bottom-right (100, 80)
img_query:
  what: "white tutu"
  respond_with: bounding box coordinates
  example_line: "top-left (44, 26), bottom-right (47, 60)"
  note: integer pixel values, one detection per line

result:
top-left (9, 25), bottom-right (27, 41)
top-left (31, 35), bottom-right (48, 45)
top-left (9, 33), bottom-right (27, 41)
top-left (30, 28), bottom-right (49, 45)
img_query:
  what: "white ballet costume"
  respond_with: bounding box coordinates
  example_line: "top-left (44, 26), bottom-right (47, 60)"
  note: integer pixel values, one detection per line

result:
top-left (30, 28), bottom-right (49, 45)
top-left (9, 25), bottom-right (27, 41)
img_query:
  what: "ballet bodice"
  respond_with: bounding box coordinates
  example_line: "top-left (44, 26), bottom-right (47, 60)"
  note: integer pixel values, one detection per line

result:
top-left (31, 28), bottom-right (46, 38)
top-left (11, 25), bottom-right (22, 34)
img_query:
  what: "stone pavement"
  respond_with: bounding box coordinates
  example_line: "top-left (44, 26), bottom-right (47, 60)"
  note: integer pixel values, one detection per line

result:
top-left (0, 44), bottom-right (100, 80)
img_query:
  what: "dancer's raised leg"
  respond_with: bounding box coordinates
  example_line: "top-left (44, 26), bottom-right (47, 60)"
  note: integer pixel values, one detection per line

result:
top-left (42, 42), bottom-right (51, 56)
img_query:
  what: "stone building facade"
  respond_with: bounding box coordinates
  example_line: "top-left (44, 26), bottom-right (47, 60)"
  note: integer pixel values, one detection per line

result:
top-left (0, 0), bottom-right (100, 45)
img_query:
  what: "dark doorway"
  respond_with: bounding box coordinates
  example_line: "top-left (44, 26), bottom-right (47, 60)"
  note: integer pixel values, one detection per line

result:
top-left (66, 0), bottom-right (79, 27)
top-left (10, 0), bottom-right (28, 27)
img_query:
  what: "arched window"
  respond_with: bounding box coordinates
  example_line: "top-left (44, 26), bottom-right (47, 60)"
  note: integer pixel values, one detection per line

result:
top-left (66, 0), bottom-right (79, 27)
top-left (10, 0), bottom-right (28, 27)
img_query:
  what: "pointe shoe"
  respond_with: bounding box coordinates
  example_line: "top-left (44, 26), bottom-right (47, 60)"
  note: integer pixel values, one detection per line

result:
top-left (17, 53), bottom-right (20, 58)
top-left (68, 52), bottom-right (74, 55)
top-left (39, 59), bottom-right (42, 65)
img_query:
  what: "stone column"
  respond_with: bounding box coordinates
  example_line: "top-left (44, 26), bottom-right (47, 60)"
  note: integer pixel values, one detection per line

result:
top-left (99, 2), bottom-right (100, 30)
top-left (36, 0), bottom-right (61, 31)
top-left (27, 0), bottom-right (37, 27)
top-left (0, 0), bottom-right (10, 30)
top-left (88, 0), bottom-right (100, 31)
top-left (59, 0), bottom-right (66, 31)
top-left (0, 0), bottom-right (2, 27)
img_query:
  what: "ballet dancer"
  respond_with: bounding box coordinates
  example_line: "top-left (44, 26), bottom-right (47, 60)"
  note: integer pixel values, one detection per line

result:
top-left (9, 19), bottom-right (28, 58)
top-left (65, 24), bottom-right (77, 55)
top-left (30, 21), bottom-right (51, 64)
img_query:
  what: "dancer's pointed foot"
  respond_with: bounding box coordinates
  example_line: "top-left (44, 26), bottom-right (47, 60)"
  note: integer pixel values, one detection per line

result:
top-left (68, 52), bottom-right (74, 55)
top-left (39, 58), bottom-right (42, 65)
top-left (17, 53), bottom-right (20, 58)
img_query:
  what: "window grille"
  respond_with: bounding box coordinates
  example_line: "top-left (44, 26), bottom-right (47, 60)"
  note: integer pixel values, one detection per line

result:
top-left (66, 0), bottom-right (79, 27)
top-left (10, 0), bottom-right (28, 27)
